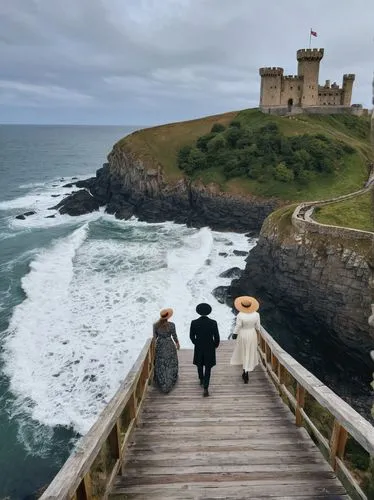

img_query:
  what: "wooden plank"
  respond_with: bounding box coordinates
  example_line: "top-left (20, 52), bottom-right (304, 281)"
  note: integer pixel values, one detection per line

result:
top-left (128, 440), bottom-right (321, 453)
top-left (123, 450), bottom-right (327, 467)
top-left (122, 463), bottom-right (334, 475)
top-left (120, 470), bottom-right (338, 486)
top-left (111, 479), bottom-right (347, 496)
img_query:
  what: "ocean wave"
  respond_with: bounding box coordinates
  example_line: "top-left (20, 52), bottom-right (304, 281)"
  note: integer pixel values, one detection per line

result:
top-left (1, 218), bottom-right (253, 443)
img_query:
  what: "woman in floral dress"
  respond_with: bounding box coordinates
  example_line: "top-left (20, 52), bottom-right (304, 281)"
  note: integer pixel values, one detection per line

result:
top-left (153, 308), bottom-right (180, 393)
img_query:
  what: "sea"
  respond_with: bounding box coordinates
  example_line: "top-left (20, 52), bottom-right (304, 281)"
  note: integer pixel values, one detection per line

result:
top-left (0, 125), bottom-right (253, 499)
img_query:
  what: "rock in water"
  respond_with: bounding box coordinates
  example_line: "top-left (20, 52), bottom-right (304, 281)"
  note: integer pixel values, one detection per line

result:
top-left (212, 286), bottom-right (231, 304)
top-left (15, 211), bottom-right (36, 220)
top-left (115, 203), bottom-right (134, 220)
top-left (50, 190), bottom-right (100, 216)
top-left (233, 250), bottom-right (247, 256)
top-left (219, 267), bottom-right (242, 279)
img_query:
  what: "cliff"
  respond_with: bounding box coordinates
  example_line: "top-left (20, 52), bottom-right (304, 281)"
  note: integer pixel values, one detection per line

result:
top-left (100, 147), bottom-right (280, 232)
top-left (230, 204), bottom-right (374, 372)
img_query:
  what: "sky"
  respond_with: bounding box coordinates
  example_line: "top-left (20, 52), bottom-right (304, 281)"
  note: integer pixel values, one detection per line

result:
top-left (0, 0), bottom-right (373, 125)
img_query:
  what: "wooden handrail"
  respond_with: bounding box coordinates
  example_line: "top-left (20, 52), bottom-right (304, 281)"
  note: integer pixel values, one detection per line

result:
top-left (258, 326), bottom-right (374, 500)
top-left (41, 338), bottom-right (155, 500)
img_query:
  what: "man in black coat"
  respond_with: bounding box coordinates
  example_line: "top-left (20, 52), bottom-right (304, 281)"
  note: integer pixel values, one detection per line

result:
top-left (190, 303), bottom-right (220, 397)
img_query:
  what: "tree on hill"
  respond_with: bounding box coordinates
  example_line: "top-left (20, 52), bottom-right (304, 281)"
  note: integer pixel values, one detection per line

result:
top-left (177, 120), bottom-right (356, 186)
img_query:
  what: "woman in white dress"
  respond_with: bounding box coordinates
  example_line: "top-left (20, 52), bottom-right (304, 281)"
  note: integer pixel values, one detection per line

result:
top-left (230, 296), bottom-right (261, 383)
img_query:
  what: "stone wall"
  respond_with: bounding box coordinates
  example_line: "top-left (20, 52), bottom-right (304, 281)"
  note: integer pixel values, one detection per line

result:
top-left (259, 105), bottom-right (366, 116)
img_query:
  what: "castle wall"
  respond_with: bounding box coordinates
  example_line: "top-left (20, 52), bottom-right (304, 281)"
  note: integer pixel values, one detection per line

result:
top-left (280, 77), bottom-right (303, 106)
top-left (304, 106), bottom-right (361, 115)
top-left (318, 87), bottom-right (342, 106)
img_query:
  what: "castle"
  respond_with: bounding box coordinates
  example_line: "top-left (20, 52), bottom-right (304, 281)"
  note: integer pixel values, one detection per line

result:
top-left (259, 48), bottom-right (364, 116)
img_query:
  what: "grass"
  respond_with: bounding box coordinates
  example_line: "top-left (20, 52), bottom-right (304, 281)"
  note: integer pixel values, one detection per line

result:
top-left (313, 191), bottom-right (374, 232)
top-left (116, 110), bottom-right (239, 181)
top-left (116, 108), bottom-right (372, 201)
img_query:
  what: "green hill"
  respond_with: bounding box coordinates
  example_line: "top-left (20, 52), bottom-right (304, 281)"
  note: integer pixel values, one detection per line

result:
top-left (116, 108), bottom-right (372, 202)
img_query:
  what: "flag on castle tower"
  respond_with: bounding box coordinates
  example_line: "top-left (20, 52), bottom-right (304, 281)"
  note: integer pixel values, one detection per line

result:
top-left (310, 29), bottom-right (317, 37)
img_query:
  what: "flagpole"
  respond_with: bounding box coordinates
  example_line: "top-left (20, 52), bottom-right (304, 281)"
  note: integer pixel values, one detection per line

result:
top-left (309, 28), bottom-right (311, 49)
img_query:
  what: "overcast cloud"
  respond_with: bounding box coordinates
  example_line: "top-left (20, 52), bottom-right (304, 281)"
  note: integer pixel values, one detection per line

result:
top-left (0, 0), bottom-right (373, 125)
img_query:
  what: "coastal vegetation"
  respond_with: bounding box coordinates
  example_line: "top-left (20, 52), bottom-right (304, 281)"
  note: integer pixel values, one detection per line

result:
top-left (177, 119), bottom-right (358, 197)
top-left (117, 108), bottom-right (372, 203)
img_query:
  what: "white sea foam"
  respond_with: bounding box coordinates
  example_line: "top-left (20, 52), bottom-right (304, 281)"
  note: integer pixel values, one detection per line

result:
top-left (0, 174), bottom-right (97, 230)
top-left (2, 217), bottom-right (254, 440)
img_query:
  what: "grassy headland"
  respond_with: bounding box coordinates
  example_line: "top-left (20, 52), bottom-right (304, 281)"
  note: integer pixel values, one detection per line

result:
top-left (117, 108), bottom-right (372, 202)
top-left (314, 191), bottom-right (374, 232)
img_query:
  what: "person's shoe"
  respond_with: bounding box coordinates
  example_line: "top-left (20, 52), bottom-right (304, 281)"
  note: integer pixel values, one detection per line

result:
top-left (244, 372), bottom-right (249, 384)
top-left (199, 378), bottom-right (204, 386)
top-left (242, 370), bottom-right (246, 381)
top-left (203, 388), bottom-right (209, 397)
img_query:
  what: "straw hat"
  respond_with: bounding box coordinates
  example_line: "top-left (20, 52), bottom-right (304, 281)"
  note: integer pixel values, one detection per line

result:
top-left (234, 296), bottom-right (259, 314)
top-left (159, 308), bottom-right (173, 320)
top-left (196, 303), bottom-right (212, 316)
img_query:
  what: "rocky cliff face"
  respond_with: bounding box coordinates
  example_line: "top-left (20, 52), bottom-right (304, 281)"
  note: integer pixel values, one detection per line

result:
top-left (230, 206), bottom-right (374, 372)
top-left (55, 145), bottom-right (281, 232)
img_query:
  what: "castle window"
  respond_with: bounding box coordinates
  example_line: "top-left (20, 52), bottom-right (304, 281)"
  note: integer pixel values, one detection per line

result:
top-left (298, 86), bottom-right (300, 90)
top-left (290, 86), bottom-right (293, 90)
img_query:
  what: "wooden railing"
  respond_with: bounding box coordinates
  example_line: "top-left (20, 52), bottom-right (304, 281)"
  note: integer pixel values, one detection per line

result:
top-left (41, 338), bottom-right (155, 500)
top-left (258, 326), bottom-right (374, 500)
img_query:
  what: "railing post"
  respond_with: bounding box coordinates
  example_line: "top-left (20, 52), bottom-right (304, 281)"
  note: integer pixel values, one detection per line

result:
top-left (76, 472), bottom-right (92, 500)
top-left (108, 421), bottom-right (121, 461)
top-left (295, 383), bottom-right (306, 426)
top-left (330, 419), bottom-right (348, 470)
top-left (271, 352), bottom-right (277, 373)
top-left (265, 343), bottom-right (271, 365)
top-left (277, 363), bottom-right (285, 385)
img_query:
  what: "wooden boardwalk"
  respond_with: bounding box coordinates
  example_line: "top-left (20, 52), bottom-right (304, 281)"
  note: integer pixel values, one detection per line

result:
top-left (110, 342), bottom-right (348, 499)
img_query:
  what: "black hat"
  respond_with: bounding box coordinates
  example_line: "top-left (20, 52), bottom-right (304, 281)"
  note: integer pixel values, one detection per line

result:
top-left (196, 303), bottom-right (212, 316)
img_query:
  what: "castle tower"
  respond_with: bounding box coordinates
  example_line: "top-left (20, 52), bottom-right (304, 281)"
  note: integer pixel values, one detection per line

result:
top-left (342, 74), bottom-right (355, 106)
top-left (297, 48), bottom-right (324, 106)
top-left (259, 67), bottom-right (283, 107)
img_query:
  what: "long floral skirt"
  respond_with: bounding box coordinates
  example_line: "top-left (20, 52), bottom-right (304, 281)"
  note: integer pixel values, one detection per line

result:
top-left (154, 337), bottom-right (178, 393)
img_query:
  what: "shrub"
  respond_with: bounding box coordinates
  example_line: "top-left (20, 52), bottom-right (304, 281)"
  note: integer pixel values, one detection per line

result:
top-left (196, 132), bottom-right (216, 152)
top-left (224, 126), bottom-right (245, 148)
top-left (211, 123), bottom-right (226, 133)
top-left (207, 134), bottom-right (226, 153)
top-left (229, 120), bottom-right (242, 129)
top-left (187, 147), bottom-right (207, 173)
top-left (274, 162), bottom-right (295, 182)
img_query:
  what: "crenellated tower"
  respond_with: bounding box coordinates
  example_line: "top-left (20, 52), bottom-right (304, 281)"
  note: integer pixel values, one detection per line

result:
top-left (259, 67), bottom-right (283, 107)
top-left (296, 48), bottom-right (324, 106)
top-left (342, 74), bottom-right (355, 106)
